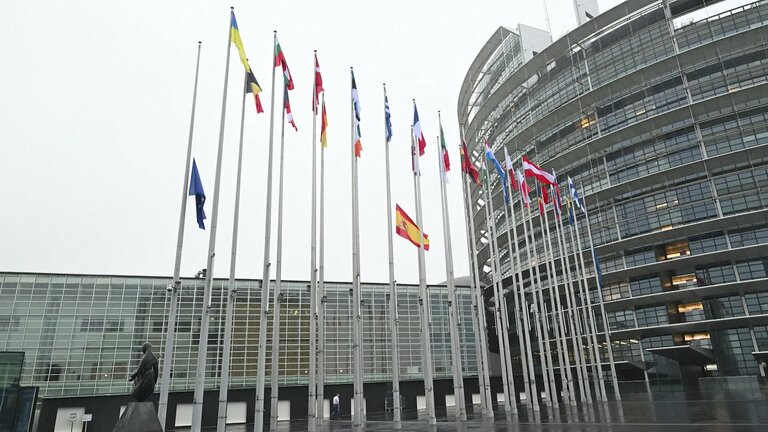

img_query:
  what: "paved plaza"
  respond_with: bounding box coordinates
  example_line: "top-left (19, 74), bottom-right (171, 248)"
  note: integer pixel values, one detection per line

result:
top-left (213, 391), bottom-right (768, 431)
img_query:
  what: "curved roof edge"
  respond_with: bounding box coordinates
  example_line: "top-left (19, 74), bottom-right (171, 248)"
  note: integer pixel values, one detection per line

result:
top-left (457, 0), bottom-right (658, 141)
top-left (457, 26), bottom-right (515, 126)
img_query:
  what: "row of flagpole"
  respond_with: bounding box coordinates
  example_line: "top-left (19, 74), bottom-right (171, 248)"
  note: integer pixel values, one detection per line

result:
top-left (462, 138), bottom-right (623, 409)
top-left (159, 7), bottom-right (625, 432)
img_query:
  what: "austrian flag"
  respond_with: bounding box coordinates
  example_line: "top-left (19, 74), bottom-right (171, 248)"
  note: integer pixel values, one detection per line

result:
top-left (522, 155), bottom-right (556, 185)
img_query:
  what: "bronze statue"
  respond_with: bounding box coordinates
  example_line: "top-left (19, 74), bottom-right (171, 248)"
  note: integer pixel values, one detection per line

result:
top-left (129, 342), bottom-right (158, 402)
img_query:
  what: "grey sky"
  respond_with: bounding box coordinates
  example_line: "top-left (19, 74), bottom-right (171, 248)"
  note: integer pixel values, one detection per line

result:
top-left (0, 0), bottom-right (620, 285)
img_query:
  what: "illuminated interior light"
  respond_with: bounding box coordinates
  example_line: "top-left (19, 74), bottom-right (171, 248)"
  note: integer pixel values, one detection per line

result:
top-left (684, 332), bottom-right (710, 341)
top-left (677, 302), bottom-right (703, 313)
top-left (672, 274), bottom-right (697, 286)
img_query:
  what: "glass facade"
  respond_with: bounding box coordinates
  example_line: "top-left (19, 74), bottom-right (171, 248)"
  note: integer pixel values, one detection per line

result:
top-left (459, 0), bottom-right (768, 387)
top-left (0, 273), bottom-right (478, 398)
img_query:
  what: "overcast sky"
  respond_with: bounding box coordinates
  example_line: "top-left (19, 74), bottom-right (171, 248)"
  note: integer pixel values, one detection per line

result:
top-left (0, 0), bottom-right (622, 285)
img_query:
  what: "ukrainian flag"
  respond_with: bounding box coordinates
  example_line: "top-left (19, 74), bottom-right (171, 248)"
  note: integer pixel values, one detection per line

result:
top-left (230, 11), bottom-right (262, 103)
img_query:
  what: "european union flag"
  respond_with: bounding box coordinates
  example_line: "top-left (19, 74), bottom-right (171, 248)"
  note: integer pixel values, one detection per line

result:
top-left (189, 159), bottom-right (206, 230)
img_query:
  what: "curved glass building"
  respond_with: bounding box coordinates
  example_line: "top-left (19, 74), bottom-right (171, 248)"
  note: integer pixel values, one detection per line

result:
top-left (459, 0), bottom-right (768, 395)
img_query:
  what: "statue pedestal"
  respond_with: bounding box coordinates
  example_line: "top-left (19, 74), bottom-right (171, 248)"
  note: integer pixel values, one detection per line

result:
top-left (112, 401), bottom-right (163, 432)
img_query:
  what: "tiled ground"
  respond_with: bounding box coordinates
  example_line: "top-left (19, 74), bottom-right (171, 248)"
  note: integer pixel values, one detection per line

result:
top-left (199, 391), bottom-right (768, 431)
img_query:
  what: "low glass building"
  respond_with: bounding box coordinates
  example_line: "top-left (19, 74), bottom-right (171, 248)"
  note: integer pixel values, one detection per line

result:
top-left (0, 272), bottom-right (480, 430)
top-left (459, 0), bottom-right (768, 393)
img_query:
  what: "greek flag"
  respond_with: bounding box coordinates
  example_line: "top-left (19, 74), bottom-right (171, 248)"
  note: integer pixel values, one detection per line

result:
top-left (568, 176), bottom-right (584, 213)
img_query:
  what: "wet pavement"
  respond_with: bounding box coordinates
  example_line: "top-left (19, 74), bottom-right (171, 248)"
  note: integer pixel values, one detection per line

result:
top-left (198, 391), bottom-right (768, 431)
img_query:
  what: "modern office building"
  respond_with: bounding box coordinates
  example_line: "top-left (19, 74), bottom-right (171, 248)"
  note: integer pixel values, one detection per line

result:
top-left (0, 272), bottom-right (486, 431)
top-left (459, 0), bottom-right (768, 396)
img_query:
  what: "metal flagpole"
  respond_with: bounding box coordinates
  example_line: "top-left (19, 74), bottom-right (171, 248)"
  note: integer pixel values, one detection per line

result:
top-left (216, 71), bottom-right (249, 432)
top-left (458, 131), bottom-right (493, 417)
top-left (555, 200), bottom-right (584, 404)
top-left (564, 202), bottom-right (595, 403)
top-left (383, 84), bottom-right (402, 429)
top-left (529, 192), bottom-right (559, 408)
top-left (159, 41), bottom-right (201, 430)
top-left (269, 81), bottom-right (288, 431)
top-left (307, 50), bottom-right (319, 432)
top-left (411, 120), bottom-right (436, 425)
top-left (436, 115), bottom-right (466, 421)
top-left (316, 91), bottom-right (327, 422)
top-left (350, 68), bottom-right (365, 429)
top-left (496, 208), bottom-right (519, 415)
top-left (580, 189), bottom-right (621, 401)
top-left (516, 182), bottom-right (541, 409)
top-left (569, 200), bottom-right (604, 402)
top-left (521, 196), bottom-right (553, 407)
top-left (540, 193), bottom-right (575, 405)
top-left (254, 30), bottom-right (279, 431)
top-left (190, 10), bottom-right (233, 432)
top-left (505, 172), bottom-right (538, 410)
top-left (480, 165), bottom-right (513, 412)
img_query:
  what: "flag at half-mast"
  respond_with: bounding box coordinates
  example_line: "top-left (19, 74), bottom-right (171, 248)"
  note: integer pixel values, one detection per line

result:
top-left (274, 38), bottom-right (294, 90)
top-left (504, 147), bottom-right (518, 190)
top-left (320, 98), bottom-right (328, 148)
top-left (439, 122), bottom-right (450, 183)
top-left (230, 12), bottom-right (264, 113)
top-left (352, 70), bottom-right (362, 157)
top-left (395, 204), bottom-right (430, 250)
top-left (460, 140), bottom-right (480, 185)
top-left (313, 53), bottom-right (324, 113)
top-left (189, 159), bottom-right (207, 229)
top-left (412, 102), bottom-right (427, 156)
top-left (284, 87), bottom-right (297, 131)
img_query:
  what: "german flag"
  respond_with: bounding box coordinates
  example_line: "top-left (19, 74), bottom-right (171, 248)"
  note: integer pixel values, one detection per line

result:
top-left (395, 205), bottom-right (430, 250)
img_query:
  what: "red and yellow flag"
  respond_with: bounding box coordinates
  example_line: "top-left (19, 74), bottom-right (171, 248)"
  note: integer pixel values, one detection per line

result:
top-left (395, 204), bottom-right (430, 250)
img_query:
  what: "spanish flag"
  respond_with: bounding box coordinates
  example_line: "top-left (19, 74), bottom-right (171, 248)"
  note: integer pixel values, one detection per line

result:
top-left (230, 12), bottom-right (263, 112)
top-left (395, 204), bottom-right (430, 250)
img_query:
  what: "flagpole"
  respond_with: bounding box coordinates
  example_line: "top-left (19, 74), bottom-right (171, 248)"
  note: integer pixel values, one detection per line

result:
top-left (411, 120), bottom-right (436, 426)
top-left (316, 91), bottom-right (327, 422)
top-left (554, 201), bottom-right (588, 403)
top-left (350, 68), bottom-right (365, 429)
top-left (436, 115), bottom-right (466, 421)
top-left (383, 84), bottom-right (402, 429)
top-left (580, 189), bottom-right (621, 401)
top-left (571, 205), bottom-right (607, 401)
top-left (307, 50), bottom-right (319, 432)
top-left (462, 175), bottom-right (493, 417)
top-left (540, 194), bottom-right (574, 405)
top-left (564, 202), bottom-right (595, 403)
top-left (497, 205), bottom-right (519, 415)
top-left (458, 129), bottom-right (493, 417)
top-left (254, 30), bottom-right (279, 431)
top-left (158, 40), bottom-right (201, 430)
top-left (528, 196), bottom-right (557, 407)
top-left (190, 9), bottom-right (233, 432)
top-left (500, 186), bottom-right (530, 409)
top-left (480, 163), bottom-right (513, 412)
top-left (521, 195), bottom-right (553, 407)
top-left (504, 173), bottom-right (538, 410)
top-left (216, 71), bottom-right (249, 432)
top-left (269, 80), bottom-right (288, 431)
